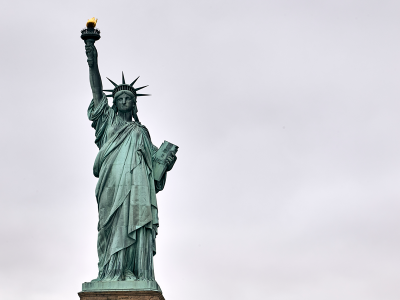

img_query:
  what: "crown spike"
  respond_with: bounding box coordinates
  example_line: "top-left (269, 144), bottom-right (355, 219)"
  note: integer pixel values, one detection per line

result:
top-left (136, 93), bottom-right (151, 97)
top-left (122, 72), bottom-right (125, 84)
top-left (103, 89), bottom-right (114, 92)
top-left (135, 85), bottom-right (148, 91)
top-left (106, 77), bottom-right (118, 87)
top-left (106, 94), bottom-right (114, 97)
top-left (130, 76), bottom-right (140, 86)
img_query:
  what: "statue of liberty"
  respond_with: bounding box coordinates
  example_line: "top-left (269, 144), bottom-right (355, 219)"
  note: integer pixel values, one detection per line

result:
top-left (81, 19), bottom-right (177, 292)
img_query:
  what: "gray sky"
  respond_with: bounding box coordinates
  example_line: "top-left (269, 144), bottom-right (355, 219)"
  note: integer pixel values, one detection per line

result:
top-left (0, 0), bottom-right (399, 299)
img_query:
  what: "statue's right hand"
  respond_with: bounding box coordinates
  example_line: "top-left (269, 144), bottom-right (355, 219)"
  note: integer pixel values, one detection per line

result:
top-left (85, 40), bottom-right (98, 68)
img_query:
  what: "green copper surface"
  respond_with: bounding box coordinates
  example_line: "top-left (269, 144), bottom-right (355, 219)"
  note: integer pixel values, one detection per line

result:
top-left (82, 32), bottom-right (177, 292)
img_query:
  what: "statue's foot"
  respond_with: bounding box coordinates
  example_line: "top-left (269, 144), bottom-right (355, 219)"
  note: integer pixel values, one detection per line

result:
top-left (92, 273), bottom-right (123, 282)
top-left (124, 270), bottom-right (137, 281)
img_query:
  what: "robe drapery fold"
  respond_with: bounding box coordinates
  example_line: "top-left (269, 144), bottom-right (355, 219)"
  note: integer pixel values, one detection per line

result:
top-left (87, 95), bottom-right (166, 281)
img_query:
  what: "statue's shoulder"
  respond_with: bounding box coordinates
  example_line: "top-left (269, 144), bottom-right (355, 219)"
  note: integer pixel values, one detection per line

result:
top-left (137, 123), bottom-right (152, 141)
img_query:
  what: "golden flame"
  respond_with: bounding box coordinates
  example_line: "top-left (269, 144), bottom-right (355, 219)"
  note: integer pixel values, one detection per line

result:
top-left (86, 17), bottom-right (98, 28)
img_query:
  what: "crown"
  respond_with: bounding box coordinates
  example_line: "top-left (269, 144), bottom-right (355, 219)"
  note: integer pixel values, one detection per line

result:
top-left (103, 72), bottom-right (150, 98)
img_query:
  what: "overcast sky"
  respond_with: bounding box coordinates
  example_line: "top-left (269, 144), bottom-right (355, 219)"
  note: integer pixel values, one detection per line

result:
top-left (0, 1), bottom-right (399, 299)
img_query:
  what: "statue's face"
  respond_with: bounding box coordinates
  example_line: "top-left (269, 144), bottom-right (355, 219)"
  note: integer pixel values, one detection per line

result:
top-left (115, 92), bottom-right (135, 113)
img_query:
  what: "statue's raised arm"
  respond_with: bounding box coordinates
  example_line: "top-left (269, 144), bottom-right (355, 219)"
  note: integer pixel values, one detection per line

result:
top-left (85, 39), bottom-right (103, 107)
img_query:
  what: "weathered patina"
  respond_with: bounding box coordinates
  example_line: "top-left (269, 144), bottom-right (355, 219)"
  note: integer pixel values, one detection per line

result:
top-left (81, 20), bottom-right (177, 292)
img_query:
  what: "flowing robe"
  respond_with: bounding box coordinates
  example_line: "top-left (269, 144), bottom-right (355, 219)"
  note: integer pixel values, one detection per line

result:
top-left (88, 95), bottom-right (166, 281)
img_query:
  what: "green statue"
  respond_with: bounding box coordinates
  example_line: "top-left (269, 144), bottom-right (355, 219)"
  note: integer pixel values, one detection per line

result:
top-left (81, 21), bottom-right (177, 292)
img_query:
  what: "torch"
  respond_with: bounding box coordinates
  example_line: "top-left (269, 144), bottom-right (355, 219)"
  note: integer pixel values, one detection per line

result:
top-left (80, 17), bottom-right (101, 44)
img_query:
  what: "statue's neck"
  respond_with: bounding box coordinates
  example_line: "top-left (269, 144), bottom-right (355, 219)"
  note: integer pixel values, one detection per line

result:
top-left (118, 111), bottom-right (133, 122)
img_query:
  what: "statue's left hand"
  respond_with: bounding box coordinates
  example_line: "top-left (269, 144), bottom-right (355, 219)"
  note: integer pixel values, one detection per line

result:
top-left (166, 153), bottom-right (177, 172)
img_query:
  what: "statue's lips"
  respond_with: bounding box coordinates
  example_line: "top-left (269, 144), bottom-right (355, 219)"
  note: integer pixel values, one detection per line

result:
top-left (118, 105), bottom-right (132, 112)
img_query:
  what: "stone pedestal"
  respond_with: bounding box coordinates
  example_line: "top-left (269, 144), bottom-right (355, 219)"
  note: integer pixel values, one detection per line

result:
top-left (78, 291), bottom-right (165, 300)
top-left (82, 281), bottom-right (162, 293)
